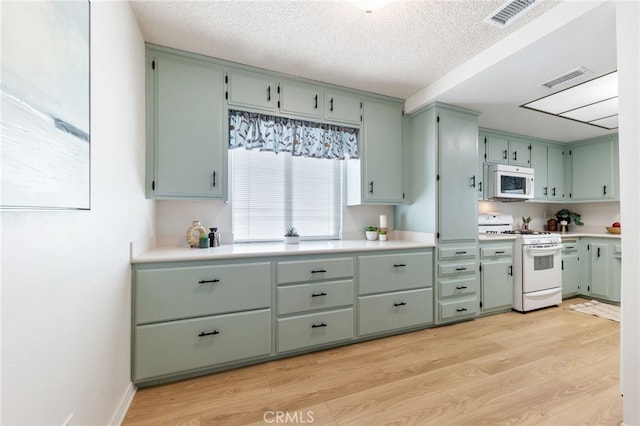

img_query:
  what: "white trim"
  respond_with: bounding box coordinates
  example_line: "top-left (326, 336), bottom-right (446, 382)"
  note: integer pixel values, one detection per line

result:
top-left (109, 382), bottom-right (137, 426)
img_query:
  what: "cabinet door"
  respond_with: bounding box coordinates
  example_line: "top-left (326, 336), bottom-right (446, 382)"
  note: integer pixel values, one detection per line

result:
top-left (362, 99), bottom-right (404, 203)
top-left (150, 53), bottom-right (225, 199)
top-left (547, 145), bottom-right (565, 201)
top-left (226, 71), bottom-right (276, 112)
top-left (279, 81), bottom-right (322, 118)
top-left (484, 133), bottom-right (509, 163)
top-left (438, 109), bottom-right (478, 241)
top-left (588, 242), bottom-right (610, 299)
top-left (481, 259), bottom-right (513, 311)
top-left (562, 251), bottom-right (580, 298)
top-left (325, 92), bottom-right (362, 125)
top-left (509, 138), bottom-right (531, 166)
top-left (570, 140), bottom-right (615, 200)
top-left (530, 143), bottom-right (549, 200)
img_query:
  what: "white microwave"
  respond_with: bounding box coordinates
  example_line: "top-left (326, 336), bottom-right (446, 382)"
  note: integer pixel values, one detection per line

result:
top-left (487, 164), bottom-right (534, 201)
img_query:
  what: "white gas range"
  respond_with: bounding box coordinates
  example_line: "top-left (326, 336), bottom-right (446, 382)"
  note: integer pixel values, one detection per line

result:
top-left (479, 213), bottom-right (563, 312)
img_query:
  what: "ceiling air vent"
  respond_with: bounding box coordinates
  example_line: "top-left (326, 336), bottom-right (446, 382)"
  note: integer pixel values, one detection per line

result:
top-left (484, 0), bottom-right (541, 28)
top-left (540, 67), bottom-right (590, 89)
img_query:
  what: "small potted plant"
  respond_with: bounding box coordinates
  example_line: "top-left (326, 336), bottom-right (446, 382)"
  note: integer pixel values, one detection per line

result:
top-left (521, 216), bottom-right (532, 230)
top-left (364, 226), bottom-right (378, 241)
top-left (379, 228), bottom-right (388, 241)
top-left (284, 226), bottom-right (300, 244)
top-left (555, 208), bottom-right (584, 231)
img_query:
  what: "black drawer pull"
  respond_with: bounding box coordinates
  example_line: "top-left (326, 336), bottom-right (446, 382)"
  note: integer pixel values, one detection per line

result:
top-left (495, 250), bottom-right (505, 254)
top-left (198, 279), bottom-right (220, 284)
top-left (455, 251), bottom-right (467, 254)
top-left (198, 330), bottom-right (220, 337)
top-left (508, 265), bottom-right (513, 276)
top-left (455, 286), bottom-right (467, 290)
top-left (455, 267), bottom-right (467, 271)
top-left (393, 302), bottom-right (407, 307)
top-left (311, 323), bottom-right (327, 328)
top-left (456, 308), bottom-right (468, 312)
top-left (393, 264), bottom-right (407, 268)
top-left (311, 269), bottom-right (327, 274)
top-left (311, 292), bottom-right (327, 297)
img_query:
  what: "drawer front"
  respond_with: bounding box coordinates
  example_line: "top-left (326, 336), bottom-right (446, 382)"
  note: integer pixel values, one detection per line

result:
top-left (439, 246), bottom-right (476, 260)
top-left (562, 240), bottom-right (579, 252)
top-left (277, 308), bottom-right (354, 353)
top-left (134, 309), bottom-right (271, 382)
top-left (135, 262), bottom-right (271, 324)
top-left (438, 276), bottom-right (478, 298)
top-left (358, 288), bottom-right (433, 336)
top-left (277, 258), bottom-right (353, 284)
top-left (358, 252), bottom-right (433, 295)
top-left (438, 297), bottom-right (478, 322)
top-left (278, 280), bottom-right (354, 315)
top-left (438, 261), bottom-right (477, 277)
top-left (480, 247), bottom-right (513, 258)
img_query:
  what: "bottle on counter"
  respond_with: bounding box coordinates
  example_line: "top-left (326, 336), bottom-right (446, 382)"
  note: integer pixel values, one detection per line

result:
top-left (209, 227), bottom-right (221, 247)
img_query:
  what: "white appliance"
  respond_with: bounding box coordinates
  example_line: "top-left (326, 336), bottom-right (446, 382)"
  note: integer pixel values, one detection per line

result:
top-left (487, 164), bottom-right (534, 201)
top-left (479, 213), bottom-right (563, 312)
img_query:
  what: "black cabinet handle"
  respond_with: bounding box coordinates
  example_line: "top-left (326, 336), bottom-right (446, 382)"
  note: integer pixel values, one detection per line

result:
top-left (198, 330), bottom-right (220, 337)
top-left (552, 187), bottom-right (556, 197)
top-left (267, 85), bottom-right (271, 101)
top-left (478, 181), bottom-right (482, 193)
top-left (603, 185), bottom-right (607, 195)
top-left (562, 260), bottom-right (564, 270)
top-left (311, 292), bottom-right (327, 297)
top-left (393, 302), bottom-right (407, 307)
top-left (597, 247), bottom-right (601, 258)
top-left (503, 149), bottom-right (508, 160)
top-left (311, 269), bottom-right (327, 274)
top-left (314, 94), bottom-right (318, 109)
top-left (369, 181), bottom-right (374, 194)
top-left (455, 267), bottom-right (467, 271)
top-left (513, 151), bottom-right (518, 161)
top-left (330, 97), bottom-right (334, 112)
top-left (543, 187), bottom-right (548, 196)
top-left (495, 250), bottom-right (505, 254)
top-left (393, 264), bottom-right (406, 268)
top-left (455, 286), bottom-right (467, 290)
top-left (212, 171), bottom-right (216, 188)
top-left (470, 175), bottom-right (476, 188)
top-left (198, 279), bottom-right (220, 284)
top-left (508, 265), bottom-right (513, 276)
top-left (311, 323), bottom-right (327, 328)
top-left (455, 251), bottom-right (467, 255)
top-left (456, 308), bottom-right (468, 312)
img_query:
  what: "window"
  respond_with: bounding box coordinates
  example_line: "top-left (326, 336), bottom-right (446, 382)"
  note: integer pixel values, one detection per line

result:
top-left (231, 149), bottom-right (342, 242)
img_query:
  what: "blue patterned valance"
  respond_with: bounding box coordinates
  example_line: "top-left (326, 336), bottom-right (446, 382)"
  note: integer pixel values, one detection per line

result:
top-left (229, 110), bottom-right (359, 159)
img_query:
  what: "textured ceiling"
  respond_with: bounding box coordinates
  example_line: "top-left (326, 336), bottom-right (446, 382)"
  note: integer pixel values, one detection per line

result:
top-left (129, 0), bottom-right (561, 100)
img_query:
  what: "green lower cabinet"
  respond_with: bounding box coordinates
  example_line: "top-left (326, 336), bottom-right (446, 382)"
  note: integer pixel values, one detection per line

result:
top-left (479, 241), bottom-right (514, 314)
top-left (579, 238), bottom-right (621, 303)
top-left (358, 288), bottom-right (433, 336)
top-left (561, 239), bottom-right (580, 298)
top-left (277, 308), bottom-right (354, 353)
top-left (436, 243), bottom-right (479, 324)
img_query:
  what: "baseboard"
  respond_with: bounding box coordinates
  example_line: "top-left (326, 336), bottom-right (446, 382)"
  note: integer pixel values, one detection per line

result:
top-left (110, 382), bottom-right (137, 426)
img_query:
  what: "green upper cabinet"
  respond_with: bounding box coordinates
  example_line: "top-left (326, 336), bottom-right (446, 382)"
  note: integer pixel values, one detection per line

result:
top-left (482, 131), bottom-right (531, 167)
top-left (146, 48), bottom-right (226, 200)
top-left (531, 142), bottom-right (565, 202)
top-left (225, 70), bottom-right (277, 112)
top-left (278, 81), bottom-right (323, 119)
top-left (569, 136), bottom-right (618, 201)
top-left (324, 92), bottom-right (363, 125)
top-left (439, 107), bottom-right (479, 242)
top-left (347, 98), bottom-right (404, 205)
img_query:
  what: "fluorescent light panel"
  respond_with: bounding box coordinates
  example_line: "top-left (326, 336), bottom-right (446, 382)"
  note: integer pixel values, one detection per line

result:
top-left (522, 71), bottom-right (618, 130)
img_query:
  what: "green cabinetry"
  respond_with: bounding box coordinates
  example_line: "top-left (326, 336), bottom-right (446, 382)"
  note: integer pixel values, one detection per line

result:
top-left (531, 143), bottom-right (565, 201)
top-left (569, 136), bottom-right (619, 201)
top-left (225, 70), bottom-right (277, 112)
top-left (561, 239), bottom-right (580, 298)
top-left (324, 91), bottom-right (363, 125)
top-left (436, 243), bottom-right (479, 324)
top-left (279, 80), bottom-right (323, 119)
top-left (482, 131), bottom-right (531, 167)
top-left (146, 47), bottom-right (226, 200)
top-left (579, 237), bottom-right (621, 303)
top-left (479, 241), bottom-right (514, 314)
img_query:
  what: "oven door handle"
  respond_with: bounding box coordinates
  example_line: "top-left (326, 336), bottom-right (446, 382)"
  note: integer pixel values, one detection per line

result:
top-left (523, 245), bottom-right (562, 253)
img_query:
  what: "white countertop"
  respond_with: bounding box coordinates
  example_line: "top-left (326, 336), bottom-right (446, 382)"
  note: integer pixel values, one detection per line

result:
top-left (132, 239), bottom-right (436, 264)
top-left (558, 231), bottom-right (621, 239)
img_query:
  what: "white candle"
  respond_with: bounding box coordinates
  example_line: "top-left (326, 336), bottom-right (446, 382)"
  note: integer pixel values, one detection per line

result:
top-left (380, 215), bottom-right (387, 229)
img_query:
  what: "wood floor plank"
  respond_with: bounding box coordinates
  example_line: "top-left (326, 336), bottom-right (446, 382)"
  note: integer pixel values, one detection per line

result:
top-left (123, 298), bottom-right (622, 425)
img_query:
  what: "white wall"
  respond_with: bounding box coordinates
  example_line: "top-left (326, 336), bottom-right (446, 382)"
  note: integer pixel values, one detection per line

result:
top-left (156, 200), bottom-right (394, 247)
top-left (0, 2), bottom-right (153, 424)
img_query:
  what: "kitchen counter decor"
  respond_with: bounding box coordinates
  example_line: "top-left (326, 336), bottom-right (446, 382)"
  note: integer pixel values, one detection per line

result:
top-left (186, 220), bottom-right (208, 248)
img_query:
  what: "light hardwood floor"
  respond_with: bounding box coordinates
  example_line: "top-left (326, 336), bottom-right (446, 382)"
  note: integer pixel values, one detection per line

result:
top-left (123, 298), bottom-right (622, 425)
